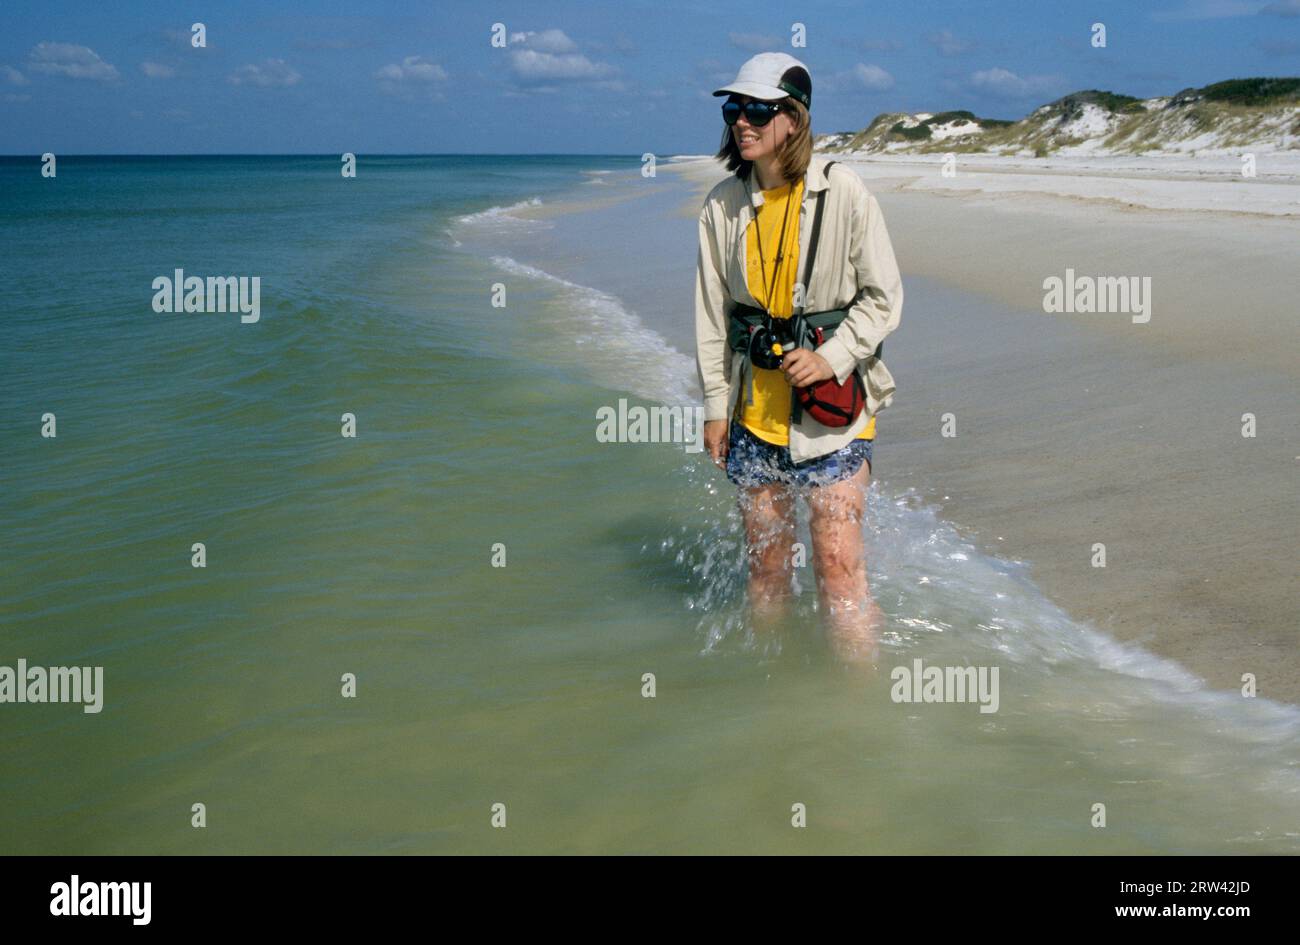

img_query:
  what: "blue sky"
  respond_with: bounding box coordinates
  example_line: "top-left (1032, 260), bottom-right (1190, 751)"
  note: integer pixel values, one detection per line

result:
top-left (2, 0), bottom-right (1297, 154)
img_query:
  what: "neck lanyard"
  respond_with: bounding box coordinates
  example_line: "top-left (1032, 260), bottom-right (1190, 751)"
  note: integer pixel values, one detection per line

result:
top-left (753, 179), bottom-right (795, 321)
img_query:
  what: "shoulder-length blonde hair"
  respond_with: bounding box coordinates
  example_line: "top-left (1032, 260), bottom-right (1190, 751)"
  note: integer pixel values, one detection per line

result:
top-left (714, 98), bottom-right (812, 185)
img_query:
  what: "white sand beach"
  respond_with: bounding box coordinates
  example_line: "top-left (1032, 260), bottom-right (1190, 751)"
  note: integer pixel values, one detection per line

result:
top-left (665, 151), bottom-right (1300, 703)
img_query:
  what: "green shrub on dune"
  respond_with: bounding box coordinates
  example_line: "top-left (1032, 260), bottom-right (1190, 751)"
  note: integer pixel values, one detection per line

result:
top-left (816, 75), bottom-right (1299, 155)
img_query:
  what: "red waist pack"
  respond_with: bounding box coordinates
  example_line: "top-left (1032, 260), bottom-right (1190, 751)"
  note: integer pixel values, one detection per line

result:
top-left (793, 325), bottom-right (865, 427)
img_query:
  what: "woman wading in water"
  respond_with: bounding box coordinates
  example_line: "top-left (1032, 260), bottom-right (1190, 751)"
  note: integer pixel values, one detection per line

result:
top-left (694, 52), bottom-right (903, 662)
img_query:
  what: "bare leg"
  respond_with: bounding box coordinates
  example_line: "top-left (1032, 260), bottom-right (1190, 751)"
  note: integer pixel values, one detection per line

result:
top-left (806, 457), bottom-right (882, 663)
top-left (737, 482), bottom-right (797, 656)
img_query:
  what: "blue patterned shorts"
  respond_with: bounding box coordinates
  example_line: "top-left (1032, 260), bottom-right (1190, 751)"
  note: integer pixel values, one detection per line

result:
top-left (725, 421), bottom-right (873, 489)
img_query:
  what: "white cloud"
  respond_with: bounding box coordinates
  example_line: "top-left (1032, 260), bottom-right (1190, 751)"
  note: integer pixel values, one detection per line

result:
top-left (507, 29), bottom-right (578, 54)
top-left (374, 55), bottom-right (449, 99)
top-left (509, 49), bottom-right (616, 83)
top-left (374, 56), bottom-right (447, 82)
top-left (3, 65), bottom-right (29, 86)
top-left (819, 63), bottom-right (895, 95)
top-left (504, 29), bottom-right (617, 88)
top-left (969, 67), bottom-right (1058, 99)
top-left (927, 29), bottom-right (972, 56)
top-left (140, 61), bottom-right (175, 79)
top-left (27, 42), bottom-right (119, 81)
top-left (228, 59), bottom-right (301, 87)
top-left (1262, 0), bottom-right (1300, 15)
top-left (852, 63), bottom-right (895, 91)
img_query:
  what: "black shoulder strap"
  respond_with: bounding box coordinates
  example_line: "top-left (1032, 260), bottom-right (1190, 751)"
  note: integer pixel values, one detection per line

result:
top-left (790, 161), bottom-right (836, 427)
top-left (799, 161), bottom-right (836, 307)
top-left (796, 160), bottom-right (884, 367)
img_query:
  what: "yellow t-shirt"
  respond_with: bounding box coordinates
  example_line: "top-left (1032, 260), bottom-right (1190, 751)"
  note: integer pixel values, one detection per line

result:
top-left (739, 178), bottom-right (875, 446)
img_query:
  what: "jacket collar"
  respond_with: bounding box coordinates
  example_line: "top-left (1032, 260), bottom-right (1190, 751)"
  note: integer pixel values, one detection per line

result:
top-left (745, 154), bottom-right (833, 209)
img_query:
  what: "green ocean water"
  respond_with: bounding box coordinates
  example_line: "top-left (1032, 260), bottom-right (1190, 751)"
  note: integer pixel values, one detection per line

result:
top-left (2, 155), bottom-right (1297, 854)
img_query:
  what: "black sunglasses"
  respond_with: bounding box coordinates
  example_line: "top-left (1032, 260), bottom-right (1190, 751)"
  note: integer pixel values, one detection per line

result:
top-left (721, 97), bottom-right (784, 127)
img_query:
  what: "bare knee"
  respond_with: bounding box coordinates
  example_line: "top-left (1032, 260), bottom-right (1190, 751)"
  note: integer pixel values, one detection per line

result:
top-left (809, 504), bottom-right (866, 592)
top-left (738, 488), bottom-right (795, 586)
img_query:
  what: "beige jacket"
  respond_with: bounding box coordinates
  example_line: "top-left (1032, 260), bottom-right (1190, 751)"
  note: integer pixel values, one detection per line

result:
top-left (694, 154), bottom-right (903, 463)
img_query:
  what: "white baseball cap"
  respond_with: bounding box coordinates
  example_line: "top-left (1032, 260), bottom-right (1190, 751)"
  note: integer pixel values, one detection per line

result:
top-left (713, 52), bottom-right (813, 109)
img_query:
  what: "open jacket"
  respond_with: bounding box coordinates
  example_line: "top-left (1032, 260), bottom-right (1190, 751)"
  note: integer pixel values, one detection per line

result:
top-left (694, 154), bottom-right (903, 463)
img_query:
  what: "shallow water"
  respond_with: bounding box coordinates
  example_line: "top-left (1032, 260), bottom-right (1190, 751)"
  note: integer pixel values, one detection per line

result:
top-left (2, 155), bottom-right (1296, 853)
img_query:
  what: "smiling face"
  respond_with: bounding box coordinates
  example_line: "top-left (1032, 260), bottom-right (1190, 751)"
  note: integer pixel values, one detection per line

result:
top-left (729, 95), bottom-right (795, 165)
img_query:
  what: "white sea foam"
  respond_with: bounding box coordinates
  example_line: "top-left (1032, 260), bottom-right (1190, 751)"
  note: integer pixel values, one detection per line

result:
top-left (661, 466), bottom-right (1300, 812)
top-left (651, 386), bottom-right (1300, 754)
top-left (453, 196), bottom-right (549, 229)
top-left (487, 254), bottom-right (699, 407)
